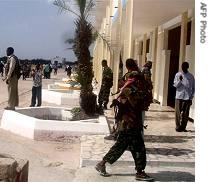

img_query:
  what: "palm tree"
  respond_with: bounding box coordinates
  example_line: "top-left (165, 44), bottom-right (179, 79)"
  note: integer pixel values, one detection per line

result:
top-left (53, 0), bottom-right (97, 115)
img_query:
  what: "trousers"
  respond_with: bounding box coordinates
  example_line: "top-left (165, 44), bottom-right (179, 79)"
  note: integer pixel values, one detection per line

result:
top-left (175, 99), bottom-right (191, 130)
top-left (31, 86), bottom-right (42, 107)
top-left (103, 128), bottom-right (146, 171)
top-left (7, 75), bottom-right (19, 109)
top-left (98, 85), bottom-right (111, 107)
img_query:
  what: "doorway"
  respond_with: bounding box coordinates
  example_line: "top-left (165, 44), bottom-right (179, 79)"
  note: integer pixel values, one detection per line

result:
top-left (167, 26), bottom-right (181, 107)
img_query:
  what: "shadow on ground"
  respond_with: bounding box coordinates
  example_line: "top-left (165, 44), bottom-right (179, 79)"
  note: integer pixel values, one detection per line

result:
top-left (150, 171), bottom-right (195, 181)
top-left (112, 171), bottom-right (194, 181)
top-left (148, 109), bottom-right (175, 113)
top-left (145, 115), bottom-right (175, 121)
top-left (144, 135), bottom-right (194, 143)
top-left (146, 147), bottom-right (194, 156)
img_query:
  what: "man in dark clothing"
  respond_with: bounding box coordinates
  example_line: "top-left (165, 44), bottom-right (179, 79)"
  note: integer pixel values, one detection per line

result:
top-left (66, 66), bottom-right (72, 78)
top-left (0, 61), bottom-right (4, 77)
top-left (22, 63), bottom-right (27, 80)
top-left (141, 61), bottom-right (153, 138)
top-left (95, 59), bottom-right (153, 181)
top-left (98, 60), bottom-right (113, 110)
top-left (3, 47), bottom-right (19, 110)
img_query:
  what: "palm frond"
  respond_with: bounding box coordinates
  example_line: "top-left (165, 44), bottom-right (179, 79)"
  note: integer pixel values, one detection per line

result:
top-left (84, 0), bottom-right (95, 18)
top-left (90, 25), bottom-right (111, 51)
top-left (53, 0), bottom-right (80, 17)
top-left (75, 0), bottom-right (86, 15)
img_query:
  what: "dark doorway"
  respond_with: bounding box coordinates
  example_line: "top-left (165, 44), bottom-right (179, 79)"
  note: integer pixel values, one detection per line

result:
top-left (167, 26), bottom-right (181, 107)
top-left (146, 39), bottom-right (150, 53)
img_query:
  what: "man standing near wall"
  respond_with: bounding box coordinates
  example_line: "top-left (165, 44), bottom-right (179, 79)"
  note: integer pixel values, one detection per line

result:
top-left (3, 47), bottom-right (19, 110)
top-left (98, 59), bottom-right (113, 110)
top-left (141, 60), bottom-right (153, 137)
top-left (173, 62), bottom-right (195, 132)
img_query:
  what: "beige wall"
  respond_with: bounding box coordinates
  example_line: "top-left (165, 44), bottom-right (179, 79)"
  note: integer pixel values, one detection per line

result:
top-left (92, 1), bottom-right (195, 118)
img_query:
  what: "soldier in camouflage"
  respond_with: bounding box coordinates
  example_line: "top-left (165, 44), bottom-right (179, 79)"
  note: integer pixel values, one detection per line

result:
top-left (95, 59), bottom-right (153, 181)
top-left (98, 60), bottom-right (113, 110)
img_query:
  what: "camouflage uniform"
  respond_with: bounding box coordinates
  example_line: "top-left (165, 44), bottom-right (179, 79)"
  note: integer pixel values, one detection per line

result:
top-left (102, 71), bottom-right (147, 171)
top-left (98, 66), bottom-right (113, 108)
top-left (103, 128), bottom-right (146, 171)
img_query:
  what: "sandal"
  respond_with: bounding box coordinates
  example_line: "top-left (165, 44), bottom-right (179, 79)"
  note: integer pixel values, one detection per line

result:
top-left (95, 163), bottom-right (111, 177)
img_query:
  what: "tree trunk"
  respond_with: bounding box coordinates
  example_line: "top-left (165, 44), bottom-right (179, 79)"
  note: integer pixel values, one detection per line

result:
top-left (80, 91), bottom-right (97, 115)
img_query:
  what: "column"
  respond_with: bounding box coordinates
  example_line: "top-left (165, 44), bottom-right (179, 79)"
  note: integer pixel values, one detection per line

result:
top-left (112, 49), bottom-right (120, 95)
top-left (122, 0), bottom-right (133, 74)
top-left (153, 27), bottom-right (164, 101)
top-left (179, 11), bottom-right (188, 70)
top-left (159, 50), bottom-right (171, 106)
top-left (112, 0), bottom-right (122, 95)
top-left (151, 27), bottom-right (158, 83)
top-left (133, 39), bottom-right (140, 61)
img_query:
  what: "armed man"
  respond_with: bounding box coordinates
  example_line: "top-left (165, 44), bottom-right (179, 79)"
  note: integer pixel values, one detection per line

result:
top-left (98, 59), bottom-right (113, 110)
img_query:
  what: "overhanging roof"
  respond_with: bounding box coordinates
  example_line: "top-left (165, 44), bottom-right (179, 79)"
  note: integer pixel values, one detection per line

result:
top-left (93, 0), bottom-right (194, 34)
top-left (133, 0), bottom-right (195, 37)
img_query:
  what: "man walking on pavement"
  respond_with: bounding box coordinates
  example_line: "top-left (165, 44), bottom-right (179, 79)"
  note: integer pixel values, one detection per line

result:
top-left (98, 59), bottom-right (113, 110)
top-left (95, 58), bottom-right (153, 181)
top-left (3, 47), bottom-right (19, 110)
top-left (173, 61), bottom-right (195, 132)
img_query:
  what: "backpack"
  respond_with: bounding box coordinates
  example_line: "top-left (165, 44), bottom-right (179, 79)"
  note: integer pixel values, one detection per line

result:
top-left (119, 71), bottom-right (153, 111)
top-left (132, 71), bottom-right (153, 111)
top-left (11, 56), bottom-right (21, 79)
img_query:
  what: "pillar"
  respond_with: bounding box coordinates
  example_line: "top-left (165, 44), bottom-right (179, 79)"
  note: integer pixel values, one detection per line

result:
top-left (179, 11), bottom-right (188, 70)
top-left (122, 0), bottom-right (133, 74)
top-left (151, 27), bottom-right (158, 83)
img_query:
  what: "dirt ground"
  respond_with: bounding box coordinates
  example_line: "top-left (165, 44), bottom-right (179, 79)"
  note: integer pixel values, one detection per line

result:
top-left (0, 69), bottom-right (81, 182)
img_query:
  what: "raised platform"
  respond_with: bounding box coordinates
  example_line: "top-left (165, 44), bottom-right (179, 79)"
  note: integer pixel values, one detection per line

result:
top-left (0, 107), bottom-right (109, 141)
top-left (42, 89), bottom-right (80, 106)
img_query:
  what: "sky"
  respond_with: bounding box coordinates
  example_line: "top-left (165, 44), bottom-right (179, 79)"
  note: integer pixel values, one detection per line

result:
top-left (0, 0), bottom-right (79, 61)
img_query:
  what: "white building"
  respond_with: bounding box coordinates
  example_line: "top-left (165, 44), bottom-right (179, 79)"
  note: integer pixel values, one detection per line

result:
top-left (92, 0), bottom-right (195, 119)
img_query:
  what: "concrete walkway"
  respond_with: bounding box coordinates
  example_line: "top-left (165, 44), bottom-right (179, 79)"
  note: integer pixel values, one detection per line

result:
top-left (76, 104), bottom-right (195, 182)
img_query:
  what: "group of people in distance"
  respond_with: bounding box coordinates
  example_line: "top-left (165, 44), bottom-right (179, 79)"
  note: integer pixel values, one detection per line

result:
top-left (95, 58), bottom-right (194, 181)
top-left (1, 47), bottom-right (43, 109)
top-left (1, 47), bottom-right (55, 109)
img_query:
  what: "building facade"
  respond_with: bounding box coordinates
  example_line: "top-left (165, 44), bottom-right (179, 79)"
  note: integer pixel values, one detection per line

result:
top-left (92, 0), bottom-right (195, 119)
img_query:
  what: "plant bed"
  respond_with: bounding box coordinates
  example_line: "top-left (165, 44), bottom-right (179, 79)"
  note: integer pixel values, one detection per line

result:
top-left (0, 107), bottom-right (109, 141)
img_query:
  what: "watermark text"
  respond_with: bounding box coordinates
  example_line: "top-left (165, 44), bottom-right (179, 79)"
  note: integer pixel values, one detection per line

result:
top-left (200, 2), bottom-right (207, 43)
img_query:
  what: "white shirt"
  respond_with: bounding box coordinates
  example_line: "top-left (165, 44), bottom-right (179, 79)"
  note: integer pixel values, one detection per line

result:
top-left (173, 71), bottom-right (195, 100)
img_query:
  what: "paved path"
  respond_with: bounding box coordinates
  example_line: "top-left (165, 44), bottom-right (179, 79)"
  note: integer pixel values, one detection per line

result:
top-left (77, 104), bottom-right (195, 182)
